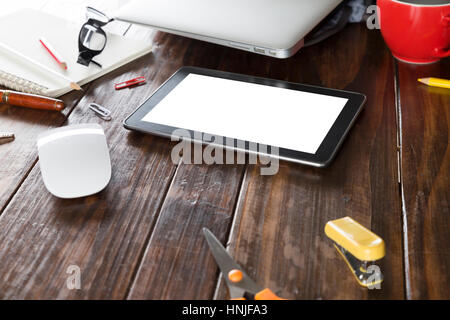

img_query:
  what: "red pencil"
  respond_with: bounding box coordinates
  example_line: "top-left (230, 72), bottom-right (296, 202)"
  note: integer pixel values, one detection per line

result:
top-left (39, 37), bottom-right (67, 70)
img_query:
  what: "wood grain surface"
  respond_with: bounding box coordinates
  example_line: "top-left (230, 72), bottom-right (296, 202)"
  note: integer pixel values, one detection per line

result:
top-left (0, 1), bottom-right (448, 299)
top-left (0, 26), bottom-right (179, 299)
top-left (397, 59), bottom-right (450, 299)
top-left (213, 24), bottom-right (405, 300)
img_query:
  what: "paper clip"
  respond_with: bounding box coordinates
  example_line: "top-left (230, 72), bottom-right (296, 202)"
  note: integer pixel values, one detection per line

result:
top-left (114, 76), bottom-right (146, 90)
top-left (325, 217), bottom-right (385, 288)
top-left (89, 103), bottom-right (111, 121)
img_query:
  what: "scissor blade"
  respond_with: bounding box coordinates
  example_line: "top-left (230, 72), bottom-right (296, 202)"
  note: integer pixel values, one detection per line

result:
top-left (203, 228), bottom-right (242, 273)
top-left (203, 228), bottom-right (262, 296)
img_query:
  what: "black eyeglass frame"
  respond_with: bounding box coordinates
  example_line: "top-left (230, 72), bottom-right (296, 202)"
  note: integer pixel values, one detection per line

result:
top-left (77, 7), bottom-right (114, 68)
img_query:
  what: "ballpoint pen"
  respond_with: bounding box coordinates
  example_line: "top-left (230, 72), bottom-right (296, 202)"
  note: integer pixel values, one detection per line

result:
top-left (0, 90), bottom-right (65, 111)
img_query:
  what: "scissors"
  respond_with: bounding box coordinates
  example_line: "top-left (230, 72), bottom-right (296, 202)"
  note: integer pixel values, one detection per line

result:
top-left (203, 228), bottom-right (285, 300)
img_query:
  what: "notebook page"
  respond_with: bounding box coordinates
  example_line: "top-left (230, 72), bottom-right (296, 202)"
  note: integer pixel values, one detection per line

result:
top-left (0, 8), bottom-right (152, 97)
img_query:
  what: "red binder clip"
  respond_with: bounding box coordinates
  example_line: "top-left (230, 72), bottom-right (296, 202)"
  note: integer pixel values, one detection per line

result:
top-left (114, 76), bottom-right (146, 90)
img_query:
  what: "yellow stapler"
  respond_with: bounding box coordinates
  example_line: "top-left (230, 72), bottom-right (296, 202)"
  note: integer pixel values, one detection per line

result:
top-left (325, 217), bottom-right (385, 288)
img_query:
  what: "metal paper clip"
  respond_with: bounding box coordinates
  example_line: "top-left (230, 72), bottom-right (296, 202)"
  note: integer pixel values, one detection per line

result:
top-left (0, 132), bottom-right (15, 144)
top-left (89, 103), bottom-right (111, 121)
top-left (325, 217), bottom-right (385, 288)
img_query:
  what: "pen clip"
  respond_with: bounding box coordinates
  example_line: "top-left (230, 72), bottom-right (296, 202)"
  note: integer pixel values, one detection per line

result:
top-left (89, 103), bottom-right (111, 121)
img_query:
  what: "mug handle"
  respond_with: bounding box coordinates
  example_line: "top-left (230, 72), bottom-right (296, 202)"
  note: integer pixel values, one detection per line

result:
top-left (433, 15), bottom-right (450, 58)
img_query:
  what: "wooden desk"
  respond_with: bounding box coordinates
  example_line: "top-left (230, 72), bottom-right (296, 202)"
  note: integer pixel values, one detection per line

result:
top-left (0, 13), bottom-right (448, 299)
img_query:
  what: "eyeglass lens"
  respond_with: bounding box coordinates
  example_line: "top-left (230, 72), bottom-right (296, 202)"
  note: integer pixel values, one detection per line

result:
top-left (80, 24), bottom-right (106, 51)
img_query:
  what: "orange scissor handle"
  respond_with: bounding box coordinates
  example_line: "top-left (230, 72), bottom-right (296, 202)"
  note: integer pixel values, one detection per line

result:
top-left (254, 288), bottom-right (286, 300)
top-left (226, 268), bottom-right (286, 300)
top-left (230, 289), bottom-right (286, 300)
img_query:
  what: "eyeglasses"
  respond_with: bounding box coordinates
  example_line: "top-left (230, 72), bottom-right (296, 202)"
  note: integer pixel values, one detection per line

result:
top-left (77, 7), bottom-right (114, 68)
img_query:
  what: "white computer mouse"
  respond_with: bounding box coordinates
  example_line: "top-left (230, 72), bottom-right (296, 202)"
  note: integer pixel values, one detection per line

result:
top-left (37, 123), bottom-right (112, 199)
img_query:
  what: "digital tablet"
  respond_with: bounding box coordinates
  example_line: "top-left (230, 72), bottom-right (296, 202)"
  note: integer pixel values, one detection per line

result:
top-left (123, 67), bottom-right (366, 167)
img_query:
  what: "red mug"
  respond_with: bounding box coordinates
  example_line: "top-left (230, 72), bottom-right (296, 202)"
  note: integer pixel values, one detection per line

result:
top-left (377, 0), bottom-right (450, 64)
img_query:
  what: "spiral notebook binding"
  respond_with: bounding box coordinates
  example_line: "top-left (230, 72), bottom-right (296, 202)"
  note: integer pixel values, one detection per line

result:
top-left (0, 69), bottom-right (49, 96)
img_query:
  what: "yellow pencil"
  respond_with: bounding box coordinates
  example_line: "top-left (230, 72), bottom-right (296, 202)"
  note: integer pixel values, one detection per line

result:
top-left (418, 77), bottom-right (450, 89)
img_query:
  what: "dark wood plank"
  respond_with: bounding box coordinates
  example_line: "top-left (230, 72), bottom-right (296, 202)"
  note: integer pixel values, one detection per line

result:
top-left (397, 59), bottom-right (450, 299)
top-left (126, 35), bottom-right (260, 301)
top-left (127, 163), bottom-right (245, 299)
top-left (214, 24), bottom-right (405, 299)
top-left (0, 27), bottom-right (181, 299)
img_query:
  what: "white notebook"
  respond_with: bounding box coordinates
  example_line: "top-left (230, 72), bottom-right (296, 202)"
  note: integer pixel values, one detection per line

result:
top-left (0, 9), bottom-right (152, 97)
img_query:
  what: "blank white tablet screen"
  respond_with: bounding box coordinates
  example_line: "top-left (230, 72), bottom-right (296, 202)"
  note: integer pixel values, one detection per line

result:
top-left (142, 74), bottom-right (348, 154)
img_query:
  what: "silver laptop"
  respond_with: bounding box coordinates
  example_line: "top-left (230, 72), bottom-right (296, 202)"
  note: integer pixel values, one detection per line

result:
top-left (115, 0), bottom-right (343, 58)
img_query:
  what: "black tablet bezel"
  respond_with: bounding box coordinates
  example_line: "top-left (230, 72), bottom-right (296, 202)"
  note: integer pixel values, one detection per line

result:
top-left (123, 66), bottom-right (366, 167)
